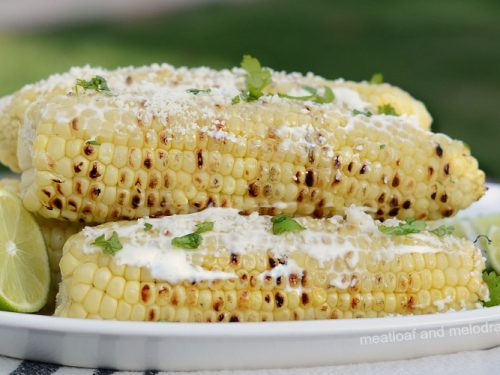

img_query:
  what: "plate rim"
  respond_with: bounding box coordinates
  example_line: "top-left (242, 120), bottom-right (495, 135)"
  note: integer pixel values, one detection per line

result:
top-left (2, 306), bottom-right (500, 337)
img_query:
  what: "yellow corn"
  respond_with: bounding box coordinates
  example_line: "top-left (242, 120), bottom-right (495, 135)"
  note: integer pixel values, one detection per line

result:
top-left (1, 64), bottom-right (431, 173)
top-left (55, 207), bottom-right (488, 321)
top-left (0, 178), bottom-right (83, 311)
top-left (1, 65), bottom-right (483, 223)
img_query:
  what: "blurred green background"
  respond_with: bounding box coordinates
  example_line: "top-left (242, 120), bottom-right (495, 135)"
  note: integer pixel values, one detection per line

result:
top-left (1, 0), bottom-right (499, 178)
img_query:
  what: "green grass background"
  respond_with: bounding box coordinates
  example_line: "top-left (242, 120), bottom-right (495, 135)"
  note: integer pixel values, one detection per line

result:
top-left (1, 0), bottom-right (499, 178)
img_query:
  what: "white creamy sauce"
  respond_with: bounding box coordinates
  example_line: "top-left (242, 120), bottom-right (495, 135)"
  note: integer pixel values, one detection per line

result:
top-left (80, 206), bottom-right (468, 286)
top-left (332, 87), bottom-right (369, 109)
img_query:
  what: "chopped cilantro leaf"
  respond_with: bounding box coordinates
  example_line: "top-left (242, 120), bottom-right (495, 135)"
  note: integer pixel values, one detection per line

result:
top-left (172, 233), bottom-right (202, 249)
top-left (85, 139), bottom-right (101, 146)
top-left (171, 221), bottom-right (214, 249)
top-left (91, 231), bottom-right (123, 255)
top-left (144, 223), bottom-right (153, 232)
top-left (240, 55), bottom-right (272, 101)
top-left (271, 215), bottom-right (305, 235)
top-left (353, 109), bottom-right (373, 117)
top-left (483, 271), bottom-right (500, 307)
top-left (279, 86), bottom-right (334, 104)
top-left (379, 218), bottom-right (426, 236)
top-left (195, 221), bottom-right (214, 234)
top-left (430, 225), bottom-right (454, 237)
top-left (232, 95), bottom-right (241, 104)
top-left (378, 104), bottom-right (398, 116)
top-left (74, 75), bottom-right (111, 95)
top-left (379, 144), bottom-right (386, 150)
top-left (187, 88), bottom-right (211, 95)
top-left (370, 73), bottom-right (384, 84)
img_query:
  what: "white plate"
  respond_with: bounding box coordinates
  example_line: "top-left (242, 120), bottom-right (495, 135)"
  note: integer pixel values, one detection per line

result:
top-left (0, 183), bottom-right (499, 371)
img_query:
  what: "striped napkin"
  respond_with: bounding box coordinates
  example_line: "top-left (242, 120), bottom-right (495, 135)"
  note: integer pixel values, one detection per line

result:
top-left (1, 346), bottom-right (500, 375)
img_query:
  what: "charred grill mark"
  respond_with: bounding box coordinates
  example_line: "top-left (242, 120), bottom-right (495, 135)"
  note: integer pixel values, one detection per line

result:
top-left (390, 197), bottom-right (398, 207)
top-left (68, 200), bottom-right (78, 211)
top-left (347, 162), bottom-right (354, 173)
top-left (149, 176), bottom-right (159, 189)
top-left (305, 170), bottom-right (315, 187)
top-left (132, 195), bottom-right (141, 208)
top-left (90, 187), bottom-right (101, 199)
top-left (333, 155), bottom-right (342, 169)
top-left (301, 293), bottom-right (309, 305)
top-left (308, 149), bottom-right (315, 164)
top-left (75, 181), bottom-right (83, 195)
top-left (147, 194), bottom-right (156, 207)
top-left (289, 273), bottom-right (299, 287)
top-left (53, 198), bottom-right (63, 210)
top-left (71, 118), bottom-right (79, 131)
top-left (403, 200), bottom-right (411, 209)
top-left (144, 156), bottom-right (152, 169)
top-left (89, 163), bottom-right (101, 179)
top-left (248, 182), bottom-right (259, 197)
top-left (431, 192), bottom-right (437, 200)
top-left (389, 207), bottom-right (399, 216)
top-left (197, 150), bottom-right (203, 168)
top-left (392, 174), bottom-right (400, 187)
top-left (125, 76), bottom-right (133, 85)
top-left (275, 293), bottom-right (284, 308)
top-left (360, 165), bottom-right (368, 174)
top-left (443, 163), bottom-right (450, 175)
top-left (378, 193), bottom-right (386, 203)
top-left (229, 315), bottom-right (239, 322)
top-left (83, 144), bottom-right (94, 156)
top-left (230, 253), bottom-right (239, 265)
top-left (443, 208), bottom-right (454, 217)
top-left (428, 167), bottom-right (434, 177)
top-left (440, 193), bottom-right (448, 203)
top-left (74, 161), bottom-right (84, 173)
top-left (436, 144), bottom-right (443, 157)
top-left (148, 309), bottom-right (156, 321)
top-left (269, 257), bottom-right (277, 269)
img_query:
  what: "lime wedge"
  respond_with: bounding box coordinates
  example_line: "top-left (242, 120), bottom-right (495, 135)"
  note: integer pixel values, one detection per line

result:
top-left (486, 226), bottom-right (500, 274)
top-left (0, 189), bottom-right (50, 312)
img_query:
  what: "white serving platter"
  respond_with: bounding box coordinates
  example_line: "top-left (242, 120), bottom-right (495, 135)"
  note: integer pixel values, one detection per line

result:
top-left (0, 183), bottom-right (499, 371)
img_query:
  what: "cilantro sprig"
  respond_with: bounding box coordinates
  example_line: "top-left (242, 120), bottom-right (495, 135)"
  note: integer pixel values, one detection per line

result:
top-left (171, 221), bottom-right (214, 250)
top-left (143, 223), bottom-right (153, 232)
top-left (187, 88), bottom-right (211, 95)
top-left (352, 109), bottom-right (373, 117)
top-left (74, 75), bottom-right (112, 95)
top-left (370, 73), bottom-right (384, 84)
top-left (271, 215), bottom-right (305, 235)
top-left (85, 139), bottom-right (101, 146)
top-left (232, 55), bottom-right (272, 103)
top-left (233, 55), bottom-right (334, 105)
top-left (91, 231), bottom-right (123, 255)
top-left (278, 85), bottom-right (334, 104)
top-left (483, 271), bottom-right (500, 307)
top-left (379, 219), bottom-right (454, 237)
top-left (378, 104), bottom-right (398, 116)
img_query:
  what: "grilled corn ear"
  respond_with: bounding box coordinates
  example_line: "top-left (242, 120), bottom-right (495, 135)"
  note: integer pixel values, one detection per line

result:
top-left (1, 64), bottom-right (431, 173)
top-left (55, 207), bottom-right (487, 321)
top-left (9, 65), bottom-right (482, 223)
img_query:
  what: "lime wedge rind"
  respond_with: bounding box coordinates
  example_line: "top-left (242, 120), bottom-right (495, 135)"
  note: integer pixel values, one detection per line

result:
top-left (0, 189), bottom-right (50, 313)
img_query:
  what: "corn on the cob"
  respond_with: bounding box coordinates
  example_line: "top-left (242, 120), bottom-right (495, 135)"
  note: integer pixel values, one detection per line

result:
top-left (55, 207), bottom-right (488, 321)
top-left (0, 64), bottom-right (431, 173)
top-left (8, 64), bottom-right (482, 223)
top-left (0, 178), bottom-right (83, 310)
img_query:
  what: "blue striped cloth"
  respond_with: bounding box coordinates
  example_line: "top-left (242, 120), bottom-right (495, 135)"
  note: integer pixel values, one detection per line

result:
top-left (1, 347), bottom-right (500, 375)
